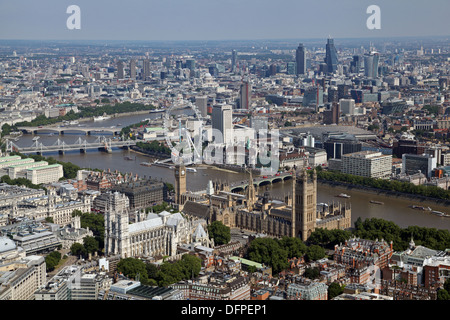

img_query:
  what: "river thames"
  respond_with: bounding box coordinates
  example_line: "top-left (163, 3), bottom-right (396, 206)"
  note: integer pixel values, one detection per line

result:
top-left (12, 113), bottom-right (450, 231)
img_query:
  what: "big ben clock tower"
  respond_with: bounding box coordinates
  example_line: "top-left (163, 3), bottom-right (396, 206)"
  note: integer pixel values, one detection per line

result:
top-left (174, 163), bottom-right (186, 206)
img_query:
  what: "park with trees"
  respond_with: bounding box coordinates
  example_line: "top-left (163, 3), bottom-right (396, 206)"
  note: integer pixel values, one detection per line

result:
top-left (116, 254), bottom-right (202, 287)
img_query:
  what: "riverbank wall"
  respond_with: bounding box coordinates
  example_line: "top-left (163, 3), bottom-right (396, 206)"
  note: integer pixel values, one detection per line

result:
top-left (318, 179), bottom-right (450, 207)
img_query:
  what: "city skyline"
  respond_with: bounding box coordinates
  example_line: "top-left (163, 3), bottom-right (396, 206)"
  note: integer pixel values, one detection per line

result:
top-left (0, 0), bottom-right (449, 41)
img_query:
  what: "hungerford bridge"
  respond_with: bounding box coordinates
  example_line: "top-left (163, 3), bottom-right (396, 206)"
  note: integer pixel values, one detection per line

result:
top-left (17, 126), bottom-right (122, 136)
top-left (5, 136), bottom-right (136, 155)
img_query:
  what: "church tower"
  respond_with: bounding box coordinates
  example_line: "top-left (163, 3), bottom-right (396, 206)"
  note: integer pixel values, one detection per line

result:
top-left (174, 163), bottom-right (186, 206)
top-left (246, 169), bottom-right (256, 210)
top-left (293, 168), bottom-right (317, 241)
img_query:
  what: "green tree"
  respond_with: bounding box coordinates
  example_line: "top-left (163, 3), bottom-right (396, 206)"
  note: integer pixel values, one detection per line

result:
top-left (45, 251), bottom-right (62, 272)
top-left (178, 254), bottom-right (202, 280)
top-left (44, 217), bottom-right (54, 223)
top-left (156, 262), bottom-right (184, 287)
top-left (279, 237), bottom-right (307, 258)
top-left (328, 282), bottom-right (344, 300)
top-left (437, 289), bottom-right (450, 300)
top-left (304, 267), bottom-right (320, 280)
top-left (207, 221), bottom-right (231, 246)
top-left (76, 212), bottom-right (105, 251)
top-left (246, 237), bottom-right (289, 275)
top-left (305, 245), bottom-right (325, 262)
top-left (444, 279), bottom-right (450, 292)
top-left (117, 258), bottom-right (149, 284)
top-left (1, 123), bottom-right (12, 137)
top-left (83, 236), bottom-right (99, 255)
top-left (70, 242), bottom-right (86, 257)
top-left (146, 263), bottom-right (159, 279)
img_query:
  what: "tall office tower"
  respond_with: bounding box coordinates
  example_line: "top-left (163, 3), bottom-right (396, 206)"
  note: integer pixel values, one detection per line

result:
top-left (295, 43), bottom-right (306, 75)
top-left (327, 87), bottom-right (339, 103)
top-left (143, 59), bottom-right (151, 80)
top-left (231, 50), bottom-right (238, 72)
top-left (239, 81), bottom-right (251, 109)
top-left (337, 84), bottom-right (350, 100)
top-left (302, 133), bottom-right (315, 148)
top-left (323, 103), bottom-right (340, 125)
top-left (195, 95), bottom-right (208, 117)
top-left (286, 62), bottom-right (297, 75)
top-left (303, 86), bottom-right (324, 109)
top-left (269, 64), bottom-right (277, 76)
top-left (324, 38), bottom-right (339, 74)
top-left (129, 59), bottom-right (136, 80)
top-left (339, 98), bottom-right (356, 115)
top-left (186, 59), bottom-right (195, 71)
top-left (351, 55), bottom-right (362, 73)
top-left (174, 163), bottom-right (186, 205)
top-left (81, 66), bottom-right (89, 79)
top-left (117, 60), bottom-right (124, 80)
top-left (364, 52), bottom-right (380, 78)
top-left (212, 104), bottom-right (233, 144)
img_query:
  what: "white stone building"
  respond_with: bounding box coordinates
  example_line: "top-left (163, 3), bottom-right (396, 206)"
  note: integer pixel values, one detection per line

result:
top-left (104, 192), bottom-right (211, 259)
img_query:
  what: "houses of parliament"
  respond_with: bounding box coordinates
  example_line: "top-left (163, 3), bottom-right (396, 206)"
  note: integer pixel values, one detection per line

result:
top-left (176, 164), bottom-right (352, 241)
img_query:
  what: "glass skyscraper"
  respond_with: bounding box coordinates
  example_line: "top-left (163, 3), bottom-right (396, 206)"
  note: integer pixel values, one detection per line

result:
top-left (364, 52), bottom-right (380, 78)
top-left (325, 38), bottom-right (338, 74)
top-left (295, 43), bottom-right (306, 75)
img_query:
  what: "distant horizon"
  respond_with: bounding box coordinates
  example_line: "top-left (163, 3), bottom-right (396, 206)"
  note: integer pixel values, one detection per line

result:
top-left (1, 0), bottom-right (449, 42)
top-left (0, 34), bottom-right (449, 43)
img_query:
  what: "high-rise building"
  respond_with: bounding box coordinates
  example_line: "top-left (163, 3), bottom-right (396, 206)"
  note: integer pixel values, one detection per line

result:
top-left (351, 55), bottom-right (362, 73)
top-left (212, 104), bottom-right (233, 144)
top-left (129, 59), bottom-right (136, 80)
top-left (364, 52), bottom-right (380, 78)
top-left (323, 135), bottom-right (362, 159)
top-left (296, 43), bottom-right (306, 75)
top-left (239, 81), bottom-right (251, 110)
top-left (286, 62), bottom-right (297, 75)
top-left (323, 103), bottom-right (340, 125)
top-left (143, 59), bottom-right (150, 80)
top-left (402, 154), bottom-right (437, 178)
top-left (340, 99), bottom-right (356, 115)
top-left (195, 96), bottom-right (208, 117)
top-left (231, 50), bottom-right (238, 72)
top-left (342, 151), bottom-right (393, 179)
top-left (303, 86), bottom-right (323, 109)
top-left (117, 60), bottom-right (124, 80)
top-left (325, 38), bottom-right (339, 74)
top-left (186, 59), bottom-right (196, 75)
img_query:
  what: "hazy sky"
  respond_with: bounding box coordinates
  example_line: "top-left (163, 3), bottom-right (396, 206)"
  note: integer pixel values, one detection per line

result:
top-left (0, 0), bottom-right (449, 41)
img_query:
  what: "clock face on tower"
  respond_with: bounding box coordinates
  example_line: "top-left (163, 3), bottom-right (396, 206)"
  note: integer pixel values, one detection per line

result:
top-left (181, 170), bottom-right (185, 175)
top-left (176, 170), bottom-right (179, 175)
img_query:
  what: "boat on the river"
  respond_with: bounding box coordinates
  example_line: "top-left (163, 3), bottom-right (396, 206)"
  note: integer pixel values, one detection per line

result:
top-left (140, 162), bottom-right (152, 167)
top-left (94, 115), bottom-right (111, 121)
top-left (186, 167), bottom-right (197, 173)
top-left (370, 200), bottom-right (384, 205)
top-left (409, 205), bottom-right (432, 211)
top-left (431, 210), bottom-right (450, 217)
top-left (124, 156), bottom-right (134, 161)
top-left (149, 109), bottom-right (165, 113)
top-left (336, 193), bottom-right (351, 199)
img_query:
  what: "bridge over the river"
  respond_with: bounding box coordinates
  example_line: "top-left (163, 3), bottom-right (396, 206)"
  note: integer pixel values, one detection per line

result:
top-left (5, 136), bottom-right (136, 155)
top-left (17, 126), bottom-right (121, 136)
top-left (229, 171), bottom-right (294, 192)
